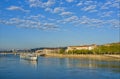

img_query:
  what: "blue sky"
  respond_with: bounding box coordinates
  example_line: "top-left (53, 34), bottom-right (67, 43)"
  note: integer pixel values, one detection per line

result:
top-left (0, 0), bottom-right (119, 50)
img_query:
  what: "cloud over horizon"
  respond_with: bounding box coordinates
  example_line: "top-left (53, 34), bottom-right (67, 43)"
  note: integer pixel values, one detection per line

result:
top-left (6, 6), bottom-right (29, 12)
top-left (0, 0), bottom-right (119, 31)
top-left (0, 0), bottom-right (119, 49)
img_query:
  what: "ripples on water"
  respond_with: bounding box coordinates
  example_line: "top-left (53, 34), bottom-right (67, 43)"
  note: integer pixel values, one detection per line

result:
top-left (0, 54), bottom-right (120, 79)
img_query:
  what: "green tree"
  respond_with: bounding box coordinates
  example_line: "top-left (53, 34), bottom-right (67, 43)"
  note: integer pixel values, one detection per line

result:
top-left (59, 48), bottom-right (65, 54)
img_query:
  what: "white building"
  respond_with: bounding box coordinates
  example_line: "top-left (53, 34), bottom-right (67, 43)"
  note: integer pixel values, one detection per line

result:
top-left (66, 44), bottom-right (96, 52)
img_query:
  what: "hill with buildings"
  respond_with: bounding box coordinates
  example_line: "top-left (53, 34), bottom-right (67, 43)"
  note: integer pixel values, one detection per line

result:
top-left (66, 42), bottom-right (120, 54)
top-left (0, 42), bottom-right (119, 55)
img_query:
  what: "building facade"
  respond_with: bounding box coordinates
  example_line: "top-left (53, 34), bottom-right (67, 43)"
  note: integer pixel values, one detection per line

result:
top-left (66, 44), bottom-right (96, 52)
top-left (43, 48), bottom-right (61, 54)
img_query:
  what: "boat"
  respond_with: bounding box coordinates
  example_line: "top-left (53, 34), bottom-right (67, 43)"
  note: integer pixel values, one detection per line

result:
top-left (20, 53), bottom-right (38, 61)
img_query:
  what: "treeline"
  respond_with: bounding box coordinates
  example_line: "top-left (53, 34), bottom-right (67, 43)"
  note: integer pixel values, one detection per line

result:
top-left (0, 50), bottom-right (12, 53)
top-left (60, 43), bottom-right (120, 55)
top-left (92, 43), bottom-right (120, 54)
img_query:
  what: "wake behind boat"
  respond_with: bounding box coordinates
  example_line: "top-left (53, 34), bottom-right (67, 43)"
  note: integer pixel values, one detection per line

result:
top-left (20, 53), bottom-right (38, 61)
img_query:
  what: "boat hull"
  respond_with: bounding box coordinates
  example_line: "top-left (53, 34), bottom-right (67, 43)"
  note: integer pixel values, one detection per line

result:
top-left (25, 56), bottom-right (37, 61)
top-left (20, 53), bottom-right (38, 61)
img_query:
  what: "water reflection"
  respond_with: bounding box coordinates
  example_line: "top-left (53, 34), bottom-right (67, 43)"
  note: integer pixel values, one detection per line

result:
top-left (0, 54), bottom-right (120, 79)
top-left (51, 57), bottom-right (120, 73)
top-left (20, 59), bottom-right (38, 68)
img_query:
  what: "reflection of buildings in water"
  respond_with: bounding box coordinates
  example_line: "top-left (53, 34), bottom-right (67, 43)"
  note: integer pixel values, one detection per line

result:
top-left (65, 58), bottom-right (72, 68)
top-left (76, 59), bottom-right (98, 68)
top-left (20, 59), bottom-right (38, 68)
top-left (62, 58), bottom-right (99, 68)
top-left (61, 58), bottom-right (79, 68)
top-left (64, 58), bottom-right (120, 69)
top-left (88, 59), bottom-right (98, 68)
top-left (59, 58), bottom-right (69, 66)
top-left (28, 60), bottom-right (38, 67)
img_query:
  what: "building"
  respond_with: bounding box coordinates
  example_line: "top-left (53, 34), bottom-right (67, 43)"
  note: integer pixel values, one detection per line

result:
top-left (66, 44), bottom-right (96, 52)
top-left (43, 48), bottom-right (61, 54)
top-left (35, 50), bottom-right (43, 53)
top-left (35, 50), bottom-right (44, 56)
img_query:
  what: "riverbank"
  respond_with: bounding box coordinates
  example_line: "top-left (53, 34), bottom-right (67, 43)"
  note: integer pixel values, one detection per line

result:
top-left (46, 54), bottom-right (120, 60)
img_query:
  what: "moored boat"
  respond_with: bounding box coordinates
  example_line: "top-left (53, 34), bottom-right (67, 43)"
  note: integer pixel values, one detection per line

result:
top-left (20, 53), bottom-right (38, 61)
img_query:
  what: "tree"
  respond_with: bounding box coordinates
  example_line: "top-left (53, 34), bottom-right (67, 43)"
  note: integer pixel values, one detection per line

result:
top-left (59, 48), bottom-right (65, 54)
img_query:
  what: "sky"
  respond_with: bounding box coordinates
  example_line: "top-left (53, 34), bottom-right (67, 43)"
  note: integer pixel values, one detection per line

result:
top-left (0, 0), bottom-right (120, 50)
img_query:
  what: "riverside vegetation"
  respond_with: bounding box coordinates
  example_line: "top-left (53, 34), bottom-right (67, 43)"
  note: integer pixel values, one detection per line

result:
top-left (60, 43), bottom-right (120, 55)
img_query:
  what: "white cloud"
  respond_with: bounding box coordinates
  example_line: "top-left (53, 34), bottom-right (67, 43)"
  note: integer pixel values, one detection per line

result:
top-left (44, 0), bottom-right (55, 7)
top-left (79, 16), bottom-right (89, 24)
top-left (84, 1), bottom-right (95, 5)
top-left (1, 0), bottom-right (119, 30)
top-left (44, 7), bottom-right (65, 14)
top-left (101, 1), bottom-right (112, 9)
top-left (0, 17), bottom-right (58, 30)
top-left (77, 1), bottom-right (98, 12)
top-left (28, 0), bottom-right (55, 8)
top-left (77, 2), bottom-right (82, 6)
top-left (66, 0), bottom-right (74, 3)
top-left (28, 14), bottom-right (45, 20)
top-left (101, 11), bottom-right (113, 17)
top-left (111, 0), bottom-right (119, 8)
top-left (107, 19), bottom-right (120, 28)
top-left (60, 11), bottom-right (73, 16)
top-left (6, 6), bottom-right (29, 12)
top-left (28, 0), bottom-right (56, 13)
top-left (81, 5), bottom-right (96, 11)
top-left (28, 0), bottom-right (42, 7)
top-left (77, 16), bottom-right (119, 28)
top-left (58, 16), bottom-right (79, 24)
top-left (45, 8), bottom-right (52, 12)
top-left (42, 23), bottom-right (58, 30)
top-left (53, 7), bottom-right (65, 13)
top-left (0, 15), bottom-right (119, 31)
top-left (48, 18), bottom-right (56, 21)
top-left (101, 0), bottom-right (119, 9)
top-left (58, 15), bottom-right (101, 27)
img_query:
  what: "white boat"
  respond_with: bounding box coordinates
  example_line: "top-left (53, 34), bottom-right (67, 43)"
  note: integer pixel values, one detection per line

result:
top-left (20, 53), bottom-right (38, 61)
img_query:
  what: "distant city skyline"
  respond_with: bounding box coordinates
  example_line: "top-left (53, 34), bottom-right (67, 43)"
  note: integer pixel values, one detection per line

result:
top-left (0, 0), bottom-right (119, 50)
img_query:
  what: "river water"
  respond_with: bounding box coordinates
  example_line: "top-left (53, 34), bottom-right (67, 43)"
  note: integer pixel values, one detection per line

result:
top-left (0, 54), bottom-right (120, 79)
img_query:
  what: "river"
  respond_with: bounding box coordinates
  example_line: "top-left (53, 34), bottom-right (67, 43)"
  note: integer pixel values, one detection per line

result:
top-left (0, 54), bottom-right (120, 79)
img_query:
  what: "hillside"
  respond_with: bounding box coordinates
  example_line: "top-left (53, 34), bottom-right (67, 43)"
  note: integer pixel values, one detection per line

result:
top-left (95, 42), bottom-right (120, 54)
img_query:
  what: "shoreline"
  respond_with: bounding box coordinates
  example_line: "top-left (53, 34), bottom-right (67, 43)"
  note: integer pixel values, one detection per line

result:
top-left (46, 54), bottom-right (120, 60)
